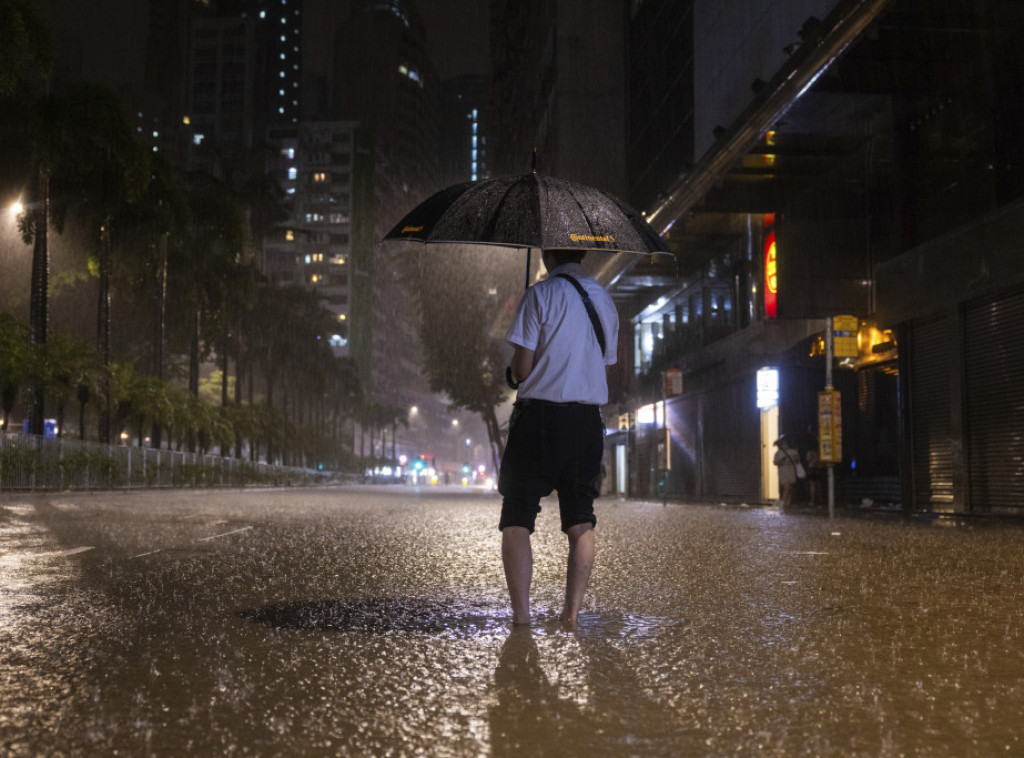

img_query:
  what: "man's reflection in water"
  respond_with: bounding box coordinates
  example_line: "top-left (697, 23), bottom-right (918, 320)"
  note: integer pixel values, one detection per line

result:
top-left (490, 623), bottom-right (691, 756)
top-left (490, 628), bottom-right (595, 755)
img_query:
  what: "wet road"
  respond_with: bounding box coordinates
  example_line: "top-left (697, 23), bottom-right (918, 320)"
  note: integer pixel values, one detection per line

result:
top-left (2, 486), bottom-right (1022, 756)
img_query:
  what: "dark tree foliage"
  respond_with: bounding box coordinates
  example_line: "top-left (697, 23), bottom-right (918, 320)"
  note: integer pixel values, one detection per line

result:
top-left (410, 244), bottom-right (525, 468)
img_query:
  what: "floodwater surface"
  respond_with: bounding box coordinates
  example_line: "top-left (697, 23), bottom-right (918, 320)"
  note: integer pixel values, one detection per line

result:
top-left (1, 487), bottom-right (1022, 756)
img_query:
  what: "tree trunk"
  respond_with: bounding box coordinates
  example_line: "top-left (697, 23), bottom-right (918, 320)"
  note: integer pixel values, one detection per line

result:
top-left (150, 238), bottom-right (167, 449)
top-left (188, 306), bottom-right (200, 453)
top-left (481, 405), bottom-right (505, 476)
top-left (28, 172), bottom-right (49, 436)
top-left (97, 223), bottom-right (112, 444)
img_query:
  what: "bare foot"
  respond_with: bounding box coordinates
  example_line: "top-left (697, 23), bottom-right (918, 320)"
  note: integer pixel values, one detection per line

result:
top-left (558, 613), bottom-right (578, 632)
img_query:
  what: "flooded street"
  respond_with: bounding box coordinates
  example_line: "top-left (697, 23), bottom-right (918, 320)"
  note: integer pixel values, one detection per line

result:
top-left (2, 486), bottom-right (1022, 756)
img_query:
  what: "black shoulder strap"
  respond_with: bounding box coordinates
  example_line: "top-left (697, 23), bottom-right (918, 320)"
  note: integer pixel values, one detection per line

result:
top-left (555, 273), bottom-right (607, 356)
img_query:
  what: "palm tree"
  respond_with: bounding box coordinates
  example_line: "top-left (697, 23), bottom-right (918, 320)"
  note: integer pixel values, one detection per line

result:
top-left (175, 177), bottom-right (246, 449)
top-left (11, 82), bottom-right (148, 438)
top-left (0, 0), bottom-right (52, 96)
top-left (115, 150), bottom-right (187, 447)
top-left (42, 332), bottom-right (97, 439)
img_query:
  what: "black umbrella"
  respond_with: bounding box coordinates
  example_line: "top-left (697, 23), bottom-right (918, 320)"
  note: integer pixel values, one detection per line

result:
top-left (383, 169), bottom-right (670, 288)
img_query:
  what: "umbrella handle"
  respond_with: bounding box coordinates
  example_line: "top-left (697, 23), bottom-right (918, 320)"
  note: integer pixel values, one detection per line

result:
top-left (524, 248), bottom-right (531, 290)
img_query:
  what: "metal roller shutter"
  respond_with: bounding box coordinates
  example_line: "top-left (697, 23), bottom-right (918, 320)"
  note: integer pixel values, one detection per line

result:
top-left (908, 317), bottom-right (954, 508)
top-left (700, 378), bottom-right (760, 501)
top-left (964, 286), bottom-right (1024, 511)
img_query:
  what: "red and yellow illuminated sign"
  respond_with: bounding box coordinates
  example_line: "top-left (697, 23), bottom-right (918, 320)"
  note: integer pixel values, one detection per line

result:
top-left (764, 228), bottom-right (777, 318)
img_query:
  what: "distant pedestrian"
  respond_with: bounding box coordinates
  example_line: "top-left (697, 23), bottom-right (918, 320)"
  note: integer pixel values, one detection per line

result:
top-left (773, 435), bottom-right (803, 506)
top-left (798, 425), bottom-right (821, 504)
top-left (498, 249), bottom-right (618, 630)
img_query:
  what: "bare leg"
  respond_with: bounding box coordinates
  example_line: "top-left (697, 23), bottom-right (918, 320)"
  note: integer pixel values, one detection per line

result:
top-left (560, 523), bottom-right (595, 630)
top-left (501, 526), bottom-right (533, 625)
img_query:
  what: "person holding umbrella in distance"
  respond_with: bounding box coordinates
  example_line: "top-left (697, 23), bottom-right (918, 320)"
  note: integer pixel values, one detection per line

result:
top-left (499, 248), bottom-right (618, 630)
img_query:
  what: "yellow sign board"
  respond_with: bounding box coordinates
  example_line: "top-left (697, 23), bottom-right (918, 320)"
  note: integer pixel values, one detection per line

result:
top-left (832, 315), bottom-right (859, 358)
top-left (818, 390), bottom-right (842, 463)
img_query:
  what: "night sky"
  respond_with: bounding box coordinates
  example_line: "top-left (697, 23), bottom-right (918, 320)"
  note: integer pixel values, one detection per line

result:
top-left (37, 0), bottom-right (488, 92)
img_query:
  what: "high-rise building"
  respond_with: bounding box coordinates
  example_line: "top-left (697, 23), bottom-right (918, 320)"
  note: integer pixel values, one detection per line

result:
top-left (438, 75), bottom-right (490, 184)
top-left (331, 0), bottom-right (443, 416)
top-left (489, 0), bottom-right (626, 194)
top-left (188, 15), bottom-right (260, 160)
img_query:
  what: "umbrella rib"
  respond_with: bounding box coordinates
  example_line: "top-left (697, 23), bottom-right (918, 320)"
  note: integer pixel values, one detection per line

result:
top-left (479, 176), bottom-right (526, 244)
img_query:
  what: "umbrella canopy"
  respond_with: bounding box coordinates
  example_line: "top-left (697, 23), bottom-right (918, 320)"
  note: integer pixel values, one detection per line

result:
top-left (383, 171), bottom-right (670, 257)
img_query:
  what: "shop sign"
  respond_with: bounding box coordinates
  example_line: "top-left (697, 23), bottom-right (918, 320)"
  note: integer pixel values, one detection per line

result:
top-left (756, 367), bottom-right (779, 409)
top-left (764, 229), bottom-right (777, 318)
top-left (832, 315), bottom-right (859, 358)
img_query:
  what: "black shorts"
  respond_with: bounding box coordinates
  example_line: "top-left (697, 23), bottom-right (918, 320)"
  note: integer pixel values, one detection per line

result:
top-left (498, 400), bottom-right (605, 533)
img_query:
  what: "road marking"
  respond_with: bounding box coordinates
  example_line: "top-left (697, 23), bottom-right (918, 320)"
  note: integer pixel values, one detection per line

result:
top-left (130, 550), bottom-right (163, 559)
top-left (34, 546), bottom-right (95, 558)
top-left (199, 526), bottom-right (253, 542)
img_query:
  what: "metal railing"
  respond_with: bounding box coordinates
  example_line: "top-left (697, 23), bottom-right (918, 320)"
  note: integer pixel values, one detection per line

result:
top-left (0, 432), bottom-right (332, 491)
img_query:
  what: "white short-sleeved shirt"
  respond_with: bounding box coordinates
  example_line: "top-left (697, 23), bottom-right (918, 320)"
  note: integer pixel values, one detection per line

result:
top-left (505, 262), bottom-right (619, 405)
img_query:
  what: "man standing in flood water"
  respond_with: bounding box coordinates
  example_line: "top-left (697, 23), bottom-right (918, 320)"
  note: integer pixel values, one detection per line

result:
top-left (499, 248), bottom-right (618, 629)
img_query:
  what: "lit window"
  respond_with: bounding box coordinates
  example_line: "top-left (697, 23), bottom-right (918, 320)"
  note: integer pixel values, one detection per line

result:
top-left (398, 65), bottom-right (408, 76)
top-left (193, 133), bottom-right (205, 145)
top-left (285, 230), bottom-right (294, 241)
top-left (288, 167), bottom-right (297, 180)
top-left (183, 115), bottom-right (191, 125)
top-left (305, 254), bottom-right (311, 264)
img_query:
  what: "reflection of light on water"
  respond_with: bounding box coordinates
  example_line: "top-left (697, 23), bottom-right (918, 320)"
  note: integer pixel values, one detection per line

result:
top-left (0, 504), bottom-right (76, 619)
